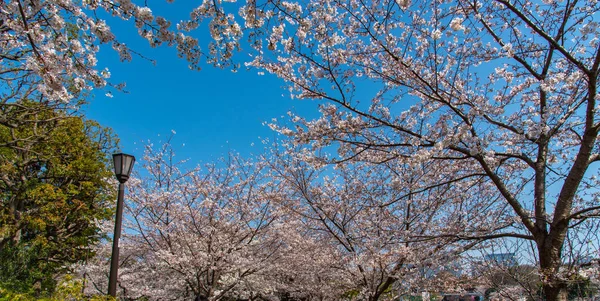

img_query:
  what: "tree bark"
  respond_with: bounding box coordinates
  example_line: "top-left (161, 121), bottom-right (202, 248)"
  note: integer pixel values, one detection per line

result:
top-left (538, 237), bottom-right (568, 301)
top-left (195, 295), bottom-right (208, 301)
top-left (543, 283), bottom-right (568, 301)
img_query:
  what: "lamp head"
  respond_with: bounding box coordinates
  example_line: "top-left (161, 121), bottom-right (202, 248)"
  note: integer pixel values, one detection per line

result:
top-left (113, 153), bottom-right (135, 183)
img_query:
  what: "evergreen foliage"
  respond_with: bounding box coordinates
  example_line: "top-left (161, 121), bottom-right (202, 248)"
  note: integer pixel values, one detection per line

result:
top-left (0, 100), bottom-right (117, 296)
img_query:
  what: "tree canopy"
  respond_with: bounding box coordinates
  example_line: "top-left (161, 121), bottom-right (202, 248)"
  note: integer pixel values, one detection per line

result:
top-left (0, 100), bottom-right (117, 295)
top-left (241, 1), bottom-right (600, 300)
top-left (5, 0), bottom-right (600, 300)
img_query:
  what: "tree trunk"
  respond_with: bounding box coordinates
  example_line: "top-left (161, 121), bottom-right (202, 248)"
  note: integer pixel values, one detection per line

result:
top-left (195, 295), bottom-right (208, 301)
top-left (544, 285), bottom-right (568, 301)
top-left (538, 238), bottom-right (568, 301)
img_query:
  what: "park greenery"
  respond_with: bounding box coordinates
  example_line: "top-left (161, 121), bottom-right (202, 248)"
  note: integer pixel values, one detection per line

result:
top-left (2, 0), bottom-right (600, 300)
top-left (0, 101), bottom-right (117, 297)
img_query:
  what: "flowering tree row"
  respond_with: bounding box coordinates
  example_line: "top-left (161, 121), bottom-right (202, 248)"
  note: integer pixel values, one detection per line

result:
top-left (78, 140), bottom-right (494, 300)
top-left (79, 140), bottom-right (600, 300)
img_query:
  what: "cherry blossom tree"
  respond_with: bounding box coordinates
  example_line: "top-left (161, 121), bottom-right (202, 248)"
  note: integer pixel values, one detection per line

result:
top-left (265, 143), bottom-right (498, 300)
top-left (192, 0), bottom-right (600, 300)
top-left (82, 140), bottom-right (290, 300)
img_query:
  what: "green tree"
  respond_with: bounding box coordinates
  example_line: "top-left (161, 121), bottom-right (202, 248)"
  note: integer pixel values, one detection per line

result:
top-left (0, 100), bottom-right (117, 296)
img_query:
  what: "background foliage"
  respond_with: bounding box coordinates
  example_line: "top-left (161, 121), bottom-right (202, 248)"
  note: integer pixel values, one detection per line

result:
top-left (0, 100), bottom-right (117, 296)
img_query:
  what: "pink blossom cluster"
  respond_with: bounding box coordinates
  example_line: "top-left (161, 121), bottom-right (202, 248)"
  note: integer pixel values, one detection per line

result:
top-left (1, 0), bottom-right (201, 105)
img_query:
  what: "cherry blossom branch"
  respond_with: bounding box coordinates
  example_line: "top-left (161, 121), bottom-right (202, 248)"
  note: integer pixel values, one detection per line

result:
top-left (567, 205), bottom-right (600, 221)
top-left (17, 0), bottom-right (45, 65)
top-left (494, 0), bottom-right (589, 75)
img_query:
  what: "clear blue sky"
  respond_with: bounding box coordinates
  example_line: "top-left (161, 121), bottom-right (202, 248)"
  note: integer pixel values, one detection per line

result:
top-left (84, 5), bottom-right (318, 165)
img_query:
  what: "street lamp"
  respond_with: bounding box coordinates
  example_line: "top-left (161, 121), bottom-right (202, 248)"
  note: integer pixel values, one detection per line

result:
top-left (108, 153), bottom-right (135, 297)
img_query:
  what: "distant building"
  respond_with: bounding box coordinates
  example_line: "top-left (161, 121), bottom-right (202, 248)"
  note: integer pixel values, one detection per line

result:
top-left (484, 253), bottom-right (517, 267)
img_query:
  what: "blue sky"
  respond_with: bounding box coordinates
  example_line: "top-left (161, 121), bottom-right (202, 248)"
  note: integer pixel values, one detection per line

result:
top-left (85, 5), bottom-right (318, 165)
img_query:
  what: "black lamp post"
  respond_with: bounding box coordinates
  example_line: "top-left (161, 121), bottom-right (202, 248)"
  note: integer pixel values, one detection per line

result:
top-left (108, 153), bottom-right (135, 297)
